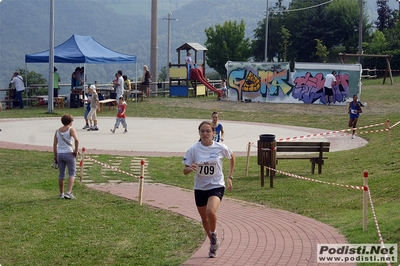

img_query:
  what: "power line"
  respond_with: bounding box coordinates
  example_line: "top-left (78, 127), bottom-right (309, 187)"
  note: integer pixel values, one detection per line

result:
top-left (201, 0), bottom-right (335, 13)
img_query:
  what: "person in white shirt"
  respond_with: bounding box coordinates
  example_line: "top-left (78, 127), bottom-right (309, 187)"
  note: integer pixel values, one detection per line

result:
top-left (10, 71), bottom-right (25, 109)
top-left (183, 121), bottom-right (235, 258)
top-left (185, 51), bottom-right (193, 66)
top-left (113, 70), bottom-right (124, 101)
top-left (53, 114), bottom-right (79, 199)
top-left (323, 70), bottom-right (339, 105)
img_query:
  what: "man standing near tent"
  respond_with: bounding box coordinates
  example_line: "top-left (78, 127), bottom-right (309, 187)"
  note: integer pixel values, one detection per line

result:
top-left (54, 67), bottom-right (61, 97)
top-left (10, 71), bottom-right (25, 109)
top-left (113, 70), bottom-right (124, 102)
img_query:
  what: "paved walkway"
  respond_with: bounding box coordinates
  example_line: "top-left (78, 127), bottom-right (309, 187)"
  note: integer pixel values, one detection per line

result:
top-left (0, 117), bottom-right (364, 265)
top-left (87, 182), bottom-right (352, 266)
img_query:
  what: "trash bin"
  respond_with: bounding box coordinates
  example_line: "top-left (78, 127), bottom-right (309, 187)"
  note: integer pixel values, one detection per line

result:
top-left (257, 134), bottom-right (275, 166)
top-left (69, 93), bottom-right (80, 108)
top-left (257, 134), bottom-right (276, 188)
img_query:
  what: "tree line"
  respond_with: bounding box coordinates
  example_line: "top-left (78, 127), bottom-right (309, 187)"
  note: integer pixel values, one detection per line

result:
top-left (203, 0), bottom-right (400, 77)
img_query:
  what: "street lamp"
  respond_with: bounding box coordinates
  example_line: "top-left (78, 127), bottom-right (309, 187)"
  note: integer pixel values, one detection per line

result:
top-left (163, 12), bottom-right (178, 83)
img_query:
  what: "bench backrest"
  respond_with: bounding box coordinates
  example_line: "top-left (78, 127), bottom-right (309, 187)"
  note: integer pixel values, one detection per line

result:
top-left (276, 142), bottom-right (330, 153)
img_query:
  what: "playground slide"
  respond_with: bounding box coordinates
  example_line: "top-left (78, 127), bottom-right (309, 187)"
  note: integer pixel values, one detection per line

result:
top-left (190, 68), bottom-right (223, 98)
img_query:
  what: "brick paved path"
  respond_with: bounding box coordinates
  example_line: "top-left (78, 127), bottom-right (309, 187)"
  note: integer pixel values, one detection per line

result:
top-left (87, 182), bottom-right (353, 266)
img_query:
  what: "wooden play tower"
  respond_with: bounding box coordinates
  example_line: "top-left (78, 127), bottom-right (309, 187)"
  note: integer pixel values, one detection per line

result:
top-left (168, 42), bottom-right (208, 97)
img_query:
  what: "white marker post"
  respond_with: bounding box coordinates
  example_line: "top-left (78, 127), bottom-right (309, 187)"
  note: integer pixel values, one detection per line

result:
top-left (363, 170), bottom-right (368, 231)
top-left (79, 147), bottom-right (86, 185)
top-left (385, 119), bottom-right (391, 146)
top-left (245, 142), bottom-right (251, 178)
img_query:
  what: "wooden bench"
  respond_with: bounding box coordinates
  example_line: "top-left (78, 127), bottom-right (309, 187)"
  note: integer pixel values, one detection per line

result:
top-left (99, 99), bottom-right (116, 112)
top-left (129, 90), bottom-right (144, 102)
top-left (259, 141), bottom-right (330, 188)
top-left (150, 90), bottom-right (168, 97)
top-left (275, 141), bottom-right (330, 174)
top-left (33, 96), bottom-right (66, 109)
top-left (0, 99), bottom-right (17, 109)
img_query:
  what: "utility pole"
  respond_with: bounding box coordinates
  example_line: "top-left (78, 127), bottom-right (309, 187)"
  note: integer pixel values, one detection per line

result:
top-left (398, 0), bottom-right (400, 17)
top-left (264, 0), bottom-right (269, 62)
top-left (150, 0), bottom-right (158, 91)
top-left (163, 12), bottom-right (178, 83)
top-left (48, 0), bottom-right (54, 113)
top-left (357, 0), bottom-right (363, 63)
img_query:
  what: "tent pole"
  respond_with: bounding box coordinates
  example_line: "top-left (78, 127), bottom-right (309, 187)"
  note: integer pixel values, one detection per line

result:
top-left (136, 62), bottom-right (138, 105)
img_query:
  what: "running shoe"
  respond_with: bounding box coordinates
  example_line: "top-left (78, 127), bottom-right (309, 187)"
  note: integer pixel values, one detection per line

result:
top-left (208, 232), bottom-right (220, 258)
top-left (64, 192), bottom-right (75, 199)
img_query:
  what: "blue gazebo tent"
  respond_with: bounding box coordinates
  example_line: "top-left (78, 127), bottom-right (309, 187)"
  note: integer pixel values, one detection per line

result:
top-left (25, 35), bottom-right (136, 64)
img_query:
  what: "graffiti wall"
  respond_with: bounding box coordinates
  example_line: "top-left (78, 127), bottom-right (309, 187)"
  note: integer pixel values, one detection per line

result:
top-left (226, 61), bottom-right (362, 105)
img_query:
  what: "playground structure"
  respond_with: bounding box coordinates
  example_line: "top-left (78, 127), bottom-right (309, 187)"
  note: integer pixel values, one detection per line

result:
top-left (168, 42), bottom-right (223, 98)
top-left (339, 53), bottom-right (394, 85)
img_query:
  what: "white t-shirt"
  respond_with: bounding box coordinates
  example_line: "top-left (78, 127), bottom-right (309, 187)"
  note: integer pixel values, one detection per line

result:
top-left (10, 75), bottom-right (25, 92)
top-left (116, 76), bottom-right (124, 95)
top-left (183, 141), bottom-right (233, 190)
top-left (324, 73), bottom-right (336, 89)
top-left (185, 55), bottom-right (192, 65)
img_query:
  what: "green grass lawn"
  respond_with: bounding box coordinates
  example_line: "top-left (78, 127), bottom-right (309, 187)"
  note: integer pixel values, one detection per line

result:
top-left (1, 77), bottom-right (399, 265)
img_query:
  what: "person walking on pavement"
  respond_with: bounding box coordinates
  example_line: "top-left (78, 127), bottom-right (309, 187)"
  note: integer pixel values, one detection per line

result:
top-left (110, 97), bottom-right (128, 134)
top-left (348, 94), bottom-right (362, 139)
top-left (87, 85), bottom-right (99, 131)
top-left (211, 111), bottom-right (224, 142)
top-left (183, 121), bottom-right (235, 258)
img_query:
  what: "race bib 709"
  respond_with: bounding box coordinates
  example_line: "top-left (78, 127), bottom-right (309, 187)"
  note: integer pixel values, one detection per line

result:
top-left (196, 161), bottom-right (217, 177)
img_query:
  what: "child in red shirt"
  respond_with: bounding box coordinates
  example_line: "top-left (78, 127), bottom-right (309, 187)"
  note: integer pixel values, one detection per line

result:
top-left (110, 97), bottom-right (128, 134)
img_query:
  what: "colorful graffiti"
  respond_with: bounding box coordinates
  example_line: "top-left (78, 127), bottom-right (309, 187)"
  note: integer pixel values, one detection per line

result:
top-left (227, 62), bottom-right (292, 102)
top-left (226, 62), bottom-right (361, 105)
top-left (292, 72), bottom-right (349, 104)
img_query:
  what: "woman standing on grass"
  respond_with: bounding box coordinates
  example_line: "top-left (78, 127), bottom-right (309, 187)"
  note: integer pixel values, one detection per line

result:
top-left (348, 94), bottom-right (362, 139)
top-left (183, 121), bottom-right (235, 258)
top-left (53, 114), bottom-right (79, 199)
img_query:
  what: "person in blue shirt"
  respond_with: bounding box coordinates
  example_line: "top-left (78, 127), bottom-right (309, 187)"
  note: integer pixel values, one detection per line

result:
top-left (211, 111), bottom-right (224, 142)
top-left (348, 94), bottom-right (362, 139)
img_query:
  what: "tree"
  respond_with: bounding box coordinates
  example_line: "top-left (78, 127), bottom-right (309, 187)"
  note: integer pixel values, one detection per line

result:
top-left (204, 20), bottom-right (252, 76)
top-left (281, 26), bottom-right (291, 62)
top-left (158, 66), bottom-right (167, 82)
top-left (315, 39), bottom-right (328, 62)
top-left (12, 68), bottom-right (48, 96)
top-left (383, 20), bottom-right (400, 50)
top-left (324, 0), bottom-right (370, 53)
top-left (364, 30), bottom-right (387, 54)
top-left (375, 0), bottom-right (396, 31)
top-left (16, 68), bottom-right (47, 85)
top-left (252, 0), bottom-right (287, 62)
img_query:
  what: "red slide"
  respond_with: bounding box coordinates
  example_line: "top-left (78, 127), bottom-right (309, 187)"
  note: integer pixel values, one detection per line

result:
top-left (190, 68), bottom-right (223, 99)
